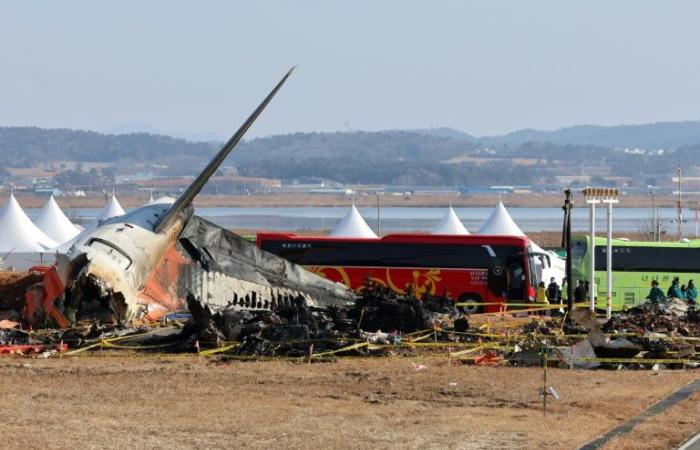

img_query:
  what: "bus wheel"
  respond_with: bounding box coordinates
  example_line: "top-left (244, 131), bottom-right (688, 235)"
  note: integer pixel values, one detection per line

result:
top-left (458, 294), bottom-right (483, 314)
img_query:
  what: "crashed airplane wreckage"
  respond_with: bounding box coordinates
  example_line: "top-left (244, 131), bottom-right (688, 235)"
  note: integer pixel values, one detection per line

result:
top-left (29, 68), bottom-right (354, 330)
top-left (9, 69), bottom-right (700, 369)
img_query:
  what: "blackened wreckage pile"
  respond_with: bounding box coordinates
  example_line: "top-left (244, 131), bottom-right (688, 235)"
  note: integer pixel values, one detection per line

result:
top-left (1, 270), bottom-right (700, 370)
top-left (188, 282), bottom-right (462, 357)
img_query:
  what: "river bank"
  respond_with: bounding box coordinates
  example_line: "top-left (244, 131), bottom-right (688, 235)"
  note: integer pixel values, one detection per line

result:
top-left (0, 193), bottom-right (685, 209)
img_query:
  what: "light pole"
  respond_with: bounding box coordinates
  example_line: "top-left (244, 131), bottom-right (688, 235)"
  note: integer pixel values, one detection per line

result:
top-left (677, 167), bottom-right (683, 239)
top-left (583, 187), bottom-right (619, 316)
top-left (584, 188), bottom-right (599, 313)
top-left (602, 191), bottom-right (619, 319)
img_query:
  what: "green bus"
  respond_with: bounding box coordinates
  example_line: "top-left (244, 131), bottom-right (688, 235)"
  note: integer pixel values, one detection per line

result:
top-left (571, 236), bottom-right (700, 311)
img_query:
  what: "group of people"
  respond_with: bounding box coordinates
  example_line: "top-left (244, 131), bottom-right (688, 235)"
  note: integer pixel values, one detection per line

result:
top-left (536, 275), bottom-right (698, 309)
top-left (647, 277), bottom-right (697, 305)
top-left (535, 277), bottom-right (566, 304)
top-left (536, 278), bottom-right (589, 304)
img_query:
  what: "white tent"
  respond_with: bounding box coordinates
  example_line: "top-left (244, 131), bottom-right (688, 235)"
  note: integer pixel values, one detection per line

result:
top-left (330, 205), bottom-right (378, 238)
top-left (97, 193), bottom-right (126, 222)
top-left (476, 201), bottom-right (547, 252)
top-left (432, 207), bottom-right (469, 235)
top-left (0, 194), bottom-right (58, 252)
top-left (477, 201), bottom-right (565, 284)
top-left (477, 201), bottom-right (525, 236)
top-left (34, 195), bottom-right (81, 244)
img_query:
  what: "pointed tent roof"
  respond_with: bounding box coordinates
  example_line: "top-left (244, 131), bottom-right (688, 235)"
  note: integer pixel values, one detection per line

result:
top-left (97, 193), bottom-right (125, 222)
top-left (0, 194), bottom-right (58, 252)
top-left (34, 195), bottom-right (81, 244)
top-left (330, 205), bottom-right (378, 238)
top-left (477, 201), bottom-right (525, 236)
top-left (477, 201), bottom-right (548, 253)
top-left (432, 206), bottom-right (469, 235)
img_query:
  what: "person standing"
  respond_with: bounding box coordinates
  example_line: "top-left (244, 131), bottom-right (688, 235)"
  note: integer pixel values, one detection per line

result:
top-left (558, 277), bottom-right (567, 314)
top-left (560, 278), bottom-right (568, 302)
top-left (686, 280), bottom-right (697, 305)
top-left (646, 280), bottom-right (665, 305)
top-left (546, 277), bottom-right (560, 304)
top-left (574, 280), bottom-right (587, 302)
top-left (667, 277), bottom-right (682, 300)
top-left (536, 282), bottom-right (547, 303)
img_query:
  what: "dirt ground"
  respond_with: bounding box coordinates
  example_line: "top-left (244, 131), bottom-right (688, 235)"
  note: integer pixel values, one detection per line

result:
top-left (603, 390), bottom-right (700, 450)
top-left (0, 355), bottom-right (696, 450)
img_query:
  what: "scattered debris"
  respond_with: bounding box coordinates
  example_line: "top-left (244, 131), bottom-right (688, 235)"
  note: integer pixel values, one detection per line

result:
top-left (0, 266), bottom-right (698, 371)
top-left (410, 362), bottom-right (428, 371)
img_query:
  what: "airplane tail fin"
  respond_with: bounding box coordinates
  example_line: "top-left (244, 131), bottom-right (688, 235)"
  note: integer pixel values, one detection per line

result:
top-left (154, 67), bottom-right (295, 233)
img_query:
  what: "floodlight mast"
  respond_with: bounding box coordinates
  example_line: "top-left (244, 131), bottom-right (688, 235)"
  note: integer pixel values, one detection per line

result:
top-left (583, 187), bottom-right (619, 318)
top-left (584, 188), bottom-right (600, 313)
top-left (602, 189), bottom-right (620, 319)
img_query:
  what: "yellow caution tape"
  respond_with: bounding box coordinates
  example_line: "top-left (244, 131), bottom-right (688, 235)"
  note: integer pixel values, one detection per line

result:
top-left (573, 357), bottom-right (699, 365)
top-left (410, 333), bottom-right (437, 342)
top-left (198, 343), bottom-right (241, 356)
top-left (99, 341), bottom-right (181, 350)
top-left (310, 341), bottom-right (369, 358)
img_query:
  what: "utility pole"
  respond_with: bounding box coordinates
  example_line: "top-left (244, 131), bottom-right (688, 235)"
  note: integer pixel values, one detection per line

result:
top-left (376, 192), bottom-right (381, 235)
top-left (562, 189), bottom-right (574, 322)
top-left (678, 167), bottom-right (683, 239)
top-left (650, 189), bottom-right (657, 242)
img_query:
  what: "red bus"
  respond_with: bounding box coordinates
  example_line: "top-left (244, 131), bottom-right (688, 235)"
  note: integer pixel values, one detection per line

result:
top-left (256, 233), bottom-right (538, 313)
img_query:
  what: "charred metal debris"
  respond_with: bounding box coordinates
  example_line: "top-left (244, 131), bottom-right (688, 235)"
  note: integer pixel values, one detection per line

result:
top-left (1, 274), bottom-right (700, 369)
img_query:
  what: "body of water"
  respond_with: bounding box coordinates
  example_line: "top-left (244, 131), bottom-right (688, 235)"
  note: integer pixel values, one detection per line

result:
top-left (23, 206), bottom-right (695, 234)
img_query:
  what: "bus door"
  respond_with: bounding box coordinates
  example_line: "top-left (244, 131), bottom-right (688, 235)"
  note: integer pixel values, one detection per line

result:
top-left (506, 258), bottom-right (526, 301)
top-left (487, 258), bottom-right (508, 301)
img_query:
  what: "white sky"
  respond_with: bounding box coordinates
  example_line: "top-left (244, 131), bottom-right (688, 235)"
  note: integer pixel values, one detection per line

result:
top-left (1, 1), bottom-right (699, 139)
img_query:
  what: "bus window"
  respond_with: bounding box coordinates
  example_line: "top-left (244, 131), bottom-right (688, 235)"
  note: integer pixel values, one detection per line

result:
top-left (528, 255), bottom-right (541, 286)
top-left (263, 240), bottom-right (527, 270)
top-left (593, 246), bottom-right (700, 272)
top-left (572, 240), bottom-right (587, 260)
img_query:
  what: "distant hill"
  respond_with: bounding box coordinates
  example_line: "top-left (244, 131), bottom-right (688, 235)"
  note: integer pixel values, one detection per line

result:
top-left (229, 130), bottom-right (475, 166)
top-left (478, 120), bottom-right (700, 149)
top-left (1, 120), bottom-right (698, 186)
top-left (0, 127), bottom-right (219, 167)
top-left (408, 127), bottom-right (475, 141)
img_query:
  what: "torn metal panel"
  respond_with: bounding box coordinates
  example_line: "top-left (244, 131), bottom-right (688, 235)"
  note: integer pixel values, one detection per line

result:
top-left (177, 215), bottom-right (354, 310)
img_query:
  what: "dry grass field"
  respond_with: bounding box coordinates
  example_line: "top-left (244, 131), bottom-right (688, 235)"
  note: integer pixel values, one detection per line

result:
top-left (0, 355), bottom-right (696, 449)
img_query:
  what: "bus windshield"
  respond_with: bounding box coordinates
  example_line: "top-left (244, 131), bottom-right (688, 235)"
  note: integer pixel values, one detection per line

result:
top-left (572, 239), bottom-right (587, 261)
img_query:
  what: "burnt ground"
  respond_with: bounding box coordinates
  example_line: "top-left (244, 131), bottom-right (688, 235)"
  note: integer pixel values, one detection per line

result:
top-left (0, 355), bottom-right (697, 450)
